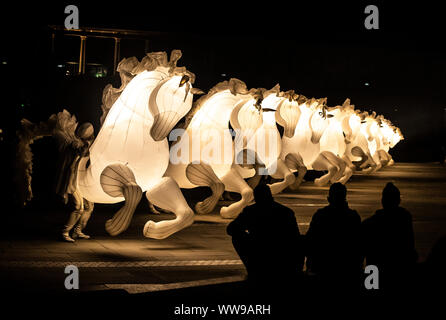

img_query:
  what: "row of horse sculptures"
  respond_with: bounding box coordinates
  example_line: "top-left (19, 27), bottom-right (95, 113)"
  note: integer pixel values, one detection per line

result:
top-left (16, 50), bottom-right (403, 240)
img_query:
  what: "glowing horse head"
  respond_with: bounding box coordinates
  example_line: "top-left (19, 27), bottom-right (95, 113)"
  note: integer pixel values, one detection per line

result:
top-left (361, 111), bottom-right (379, 142)
top-left (337, 99), bottom-right (362, 144)
top-left (390, 127), bottom-right (404, 148)
top-left (230, 84), bottom-right (265, 153)
top-left (275, 90), bottom-right (301, 138)
top-left (379, 117), bottom-right (403, 150)
top-left (308, 97), bottom-right (331, 144)
top-left (242, 85), bottom-right (288, 172)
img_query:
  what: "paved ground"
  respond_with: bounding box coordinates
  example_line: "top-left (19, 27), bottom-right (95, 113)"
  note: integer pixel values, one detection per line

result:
top-left (1, 163), bottom-right (445, 295)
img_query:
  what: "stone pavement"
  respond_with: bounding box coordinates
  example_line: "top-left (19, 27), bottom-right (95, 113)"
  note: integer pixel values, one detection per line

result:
top-left (1, 163), bottom-right (445, 294)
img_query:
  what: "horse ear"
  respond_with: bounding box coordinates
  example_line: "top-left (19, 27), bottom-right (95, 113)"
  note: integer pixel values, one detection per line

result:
top-left (190, 88), bottom-right (204, 95)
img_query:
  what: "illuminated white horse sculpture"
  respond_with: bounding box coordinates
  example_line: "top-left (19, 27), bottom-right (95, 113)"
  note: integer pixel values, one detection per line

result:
top-left (374, 115), bottom-right (403, 166)
top-left (165, 79), bottom-right (264, 219)
top-left (271, 95), bottom-right (350, 189)
top-left (378, 119), bottom-right (403, 166)
top-left (77, 50), bottom-right (199, 239)
top-left (328, 99), bottom-right (366, 175)
top-left (345, 111), bottom-right (385, 173)
top-left (245, 88), bottom-right (300, 194)
top-left (16, 49), bottom-right (406, 239)
top-left (318, 99), bottom-right (366, 183)
top-left (342, 109), bottom-right (403, 173)
top-left (363, 114), bottom-right (403, 169)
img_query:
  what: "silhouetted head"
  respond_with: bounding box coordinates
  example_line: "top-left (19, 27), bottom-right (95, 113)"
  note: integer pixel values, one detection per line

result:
top-left (254, 183), bottom-right (273, 204)
top-left (76, 122), bottom-right (94, 141)
top-left (327, 183), bottom-right (347, 207)
top-left (381, 182), bottom-right (400, 209)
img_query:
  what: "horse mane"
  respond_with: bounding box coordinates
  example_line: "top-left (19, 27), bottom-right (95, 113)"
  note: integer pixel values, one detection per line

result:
top-left (183, 78), bottom-right (251, 129)
top-left (99, 50), bottom-right (196, 127)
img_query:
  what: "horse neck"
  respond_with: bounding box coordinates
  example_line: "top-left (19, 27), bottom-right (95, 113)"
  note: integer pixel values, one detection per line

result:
top-left (294, 106), bottom-right (313, 139)
top-left (189, 91), bottom-right (247, 130)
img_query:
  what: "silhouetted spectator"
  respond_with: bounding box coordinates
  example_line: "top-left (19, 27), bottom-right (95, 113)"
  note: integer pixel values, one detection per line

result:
top-left (362, 182), bottom-right (418, 290)
top-left (227, 183), bottom-right (303, 285)
top-left (305, 183), bottom-right (362, 290)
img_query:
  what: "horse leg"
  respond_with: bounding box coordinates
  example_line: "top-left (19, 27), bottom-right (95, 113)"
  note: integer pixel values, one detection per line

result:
top-left (144, 177), bottom-right (194, 239)
top-left (219, 165), bottom-right (254, 219)
top-left (148, 201), bottom-right (162, 214)
top-left (338, 155), bottom-right (354, 185)
top-left (268, 159), bottom-right (296, 194)
top-left (319, 151), bottom-right (345, 183)
top-left (100, 163), bottom-right (143, 236)
top-left (338, 165), bottom-right (353, 184)
top-left (388, 156), bottom-right (394, 166)
top-left (342, 154), bottom-right (355, 173)
top-left (186, 162), bottom-right (225, 215)
top-left (371, 161), bottom-right (382, 173)
top-left (285, 153), bottom-right (307, 190)
top-left (146, 198), bottom-right (172, 214)
top-left (312, 153), bottom-right (339, 187)
top-left (351, 146), bottom-right (369, 171)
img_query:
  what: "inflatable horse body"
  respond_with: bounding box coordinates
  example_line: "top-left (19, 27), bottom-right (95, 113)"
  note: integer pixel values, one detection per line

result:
top-left (247, 92), bottom-right (282, 174)
top-left (344, 110), bottom-right (402, 172)
top-left (343, 111), bottom-right (374, 174)
top-left (339, 102), bottom-right (362, 168)
top-left (317, 106), bottom-right (354, 184)
top-left (165, 79), bottom-right (264, 218)
top-left (77, 51), bottom-right (198, 239)
top-left (319, 100), bottom-right (366, 183)
top-left (366, 115), bottom-right (402, 168)
top-left (278, 97), bottom-right (351, 187)
top-left (78, 69), bottom-right (189, 202)
top-left (247, 90), bottom-right (301, 194)
top-left (382, 122), bottom-right (403, 166)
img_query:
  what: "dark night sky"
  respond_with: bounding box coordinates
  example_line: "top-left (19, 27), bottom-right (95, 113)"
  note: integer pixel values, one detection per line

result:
top-left (1, 1), bottom-right (445, 162)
